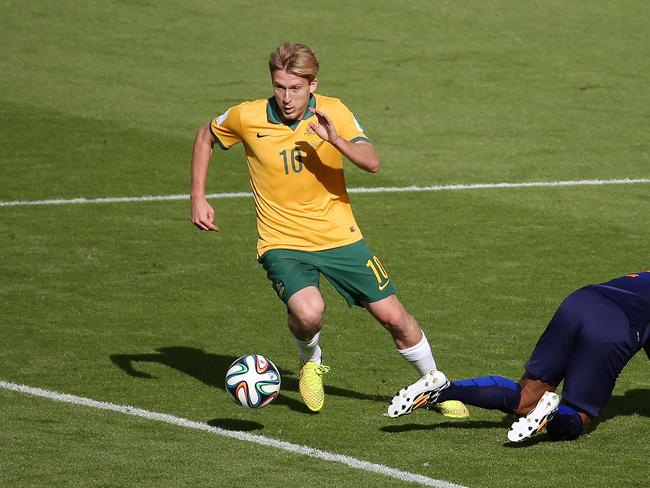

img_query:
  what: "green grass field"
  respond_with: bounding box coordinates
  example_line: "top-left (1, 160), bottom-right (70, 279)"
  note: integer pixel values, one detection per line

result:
top-left (1, 1), bottom-right (649, 487)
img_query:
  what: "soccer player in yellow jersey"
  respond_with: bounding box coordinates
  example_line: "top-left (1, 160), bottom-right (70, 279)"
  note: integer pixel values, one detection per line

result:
top-left (190, 42), bottom-right (465, 416)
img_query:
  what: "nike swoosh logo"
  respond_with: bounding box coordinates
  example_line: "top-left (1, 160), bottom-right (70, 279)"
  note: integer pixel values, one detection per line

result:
top-left (378, 280), bottom-right (391, 291)
top-left (256, 133), bottom-right (271, 138)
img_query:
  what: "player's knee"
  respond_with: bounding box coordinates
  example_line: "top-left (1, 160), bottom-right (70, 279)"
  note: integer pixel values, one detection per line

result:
top-left (291, 302), bottom-right (325, 331)
top-left (287, 288), bottom-right (325, 331)
top-left (546, 414), bottom-right (583, 441)
top-left (378, 308), bottom-right (411, 333)
top-left (383, 318), bottom-right (411, 340)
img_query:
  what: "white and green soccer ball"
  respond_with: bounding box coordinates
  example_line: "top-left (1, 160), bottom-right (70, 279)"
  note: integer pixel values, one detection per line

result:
top-left (225, 354), bottom-right (281, 409)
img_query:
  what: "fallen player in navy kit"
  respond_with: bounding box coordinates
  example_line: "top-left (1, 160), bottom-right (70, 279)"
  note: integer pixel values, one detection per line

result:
top-left (386, 271), bottom-right (650, 442)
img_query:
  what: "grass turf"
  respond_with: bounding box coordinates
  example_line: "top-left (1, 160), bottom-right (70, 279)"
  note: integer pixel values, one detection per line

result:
top-left (1, 1), bottom-right (649, 487)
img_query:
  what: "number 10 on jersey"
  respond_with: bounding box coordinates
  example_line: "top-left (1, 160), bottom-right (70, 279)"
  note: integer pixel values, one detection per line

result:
top-left (279, 148), bottom-right (303, 175)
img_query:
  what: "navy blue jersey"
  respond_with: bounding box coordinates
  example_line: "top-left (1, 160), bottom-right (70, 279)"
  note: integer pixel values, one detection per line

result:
top-left (585, 271), bottom-right (650, 358)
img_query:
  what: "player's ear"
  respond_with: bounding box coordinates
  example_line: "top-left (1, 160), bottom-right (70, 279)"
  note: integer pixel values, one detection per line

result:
top-left (309, 79), bottom-right (318, 93)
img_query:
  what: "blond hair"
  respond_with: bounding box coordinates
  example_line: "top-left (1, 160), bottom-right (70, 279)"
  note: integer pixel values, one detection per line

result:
top-left (268, 42), bottom-right (319, 82)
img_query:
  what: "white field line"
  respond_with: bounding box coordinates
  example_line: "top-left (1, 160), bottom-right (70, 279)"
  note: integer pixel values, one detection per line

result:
top-left (1, 178), bottom-right (649, 207)
top-left (0, 380), bottom-right (468, 488)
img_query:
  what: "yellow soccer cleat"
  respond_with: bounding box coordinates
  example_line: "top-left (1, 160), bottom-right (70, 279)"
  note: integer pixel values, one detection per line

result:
top-left (429, 400), bottom-right (470, 419)
top-left (299, 361), bottom-right (330, 412)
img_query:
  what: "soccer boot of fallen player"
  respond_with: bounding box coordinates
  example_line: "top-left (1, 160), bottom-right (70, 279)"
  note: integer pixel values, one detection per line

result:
top-left (507, 391), bottom-right (560, 442)
top-left (299, 361), bottom-right (330, 412)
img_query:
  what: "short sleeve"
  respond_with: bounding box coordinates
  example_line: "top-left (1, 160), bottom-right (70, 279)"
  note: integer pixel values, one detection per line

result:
top-left (334, 102), bottom-right (370, 144)
top-left (209, 104), bottom-right (244, 150)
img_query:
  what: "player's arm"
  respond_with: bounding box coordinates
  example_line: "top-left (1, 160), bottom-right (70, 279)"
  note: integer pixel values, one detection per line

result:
top-left (190, 122), bottom-right (220, 231)
top-left (309, 108), bottom-right (380, 173)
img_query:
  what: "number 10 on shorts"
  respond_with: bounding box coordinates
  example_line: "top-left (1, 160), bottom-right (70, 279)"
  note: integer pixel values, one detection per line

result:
top-left (366, 256), bottom-right (389, 284)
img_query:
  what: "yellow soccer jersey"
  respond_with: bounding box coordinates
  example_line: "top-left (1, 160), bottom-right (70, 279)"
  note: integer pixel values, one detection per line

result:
top-left (209, 93), bottom-right (369, 257)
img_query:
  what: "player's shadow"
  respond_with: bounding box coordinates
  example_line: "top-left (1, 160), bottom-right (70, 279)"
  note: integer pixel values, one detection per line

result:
top-left (296, 141), bottom-right (348, 198)
top-left (381, 416), bottom-right (512, 434)
top-left (590, 388), bottom-right (650, 432)
top-left (110, 346), bottom-right (391, 414)
top-left (381, 415), bottom-right (556, 448)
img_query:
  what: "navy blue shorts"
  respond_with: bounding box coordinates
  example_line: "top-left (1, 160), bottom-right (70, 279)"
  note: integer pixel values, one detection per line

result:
top-left (525, 288), bottom-right (638, 417)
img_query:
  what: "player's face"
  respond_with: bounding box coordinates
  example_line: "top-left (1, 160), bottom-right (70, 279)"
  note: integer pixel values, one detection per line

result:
top-left (271, 69), bottom-right (317, 121)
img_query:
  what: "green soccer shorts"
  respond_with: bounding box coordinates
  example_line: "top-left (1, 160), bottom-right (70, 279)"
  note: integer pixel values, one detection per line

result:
top-left (259, 240), bottom-right (398, 307)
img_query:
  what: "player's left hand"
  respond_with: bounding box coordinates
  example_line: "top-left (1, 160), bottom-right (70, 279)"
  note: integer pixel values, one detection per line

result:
top-left (309, 108), bottom-right (340, 145)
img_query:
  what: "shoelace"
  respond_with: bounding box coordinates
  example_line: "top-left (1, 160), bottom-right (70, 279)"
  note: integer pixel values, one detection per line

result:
top-left (314, 364), bottom-right (330, 376)
top-left (301, 364), bottom-right (330, 383)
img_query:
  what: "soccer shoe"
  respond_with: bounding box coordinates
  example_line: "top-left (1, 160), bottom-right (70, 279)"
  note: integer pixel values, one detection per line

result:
top-left (299, 361), bottom-right (330, 412)
top-left (387, 370), bottom-right (450, 418)
top-left (428, 400), bottom-right (470, 419)
top-left (507, 391), bottom-right (560, 443)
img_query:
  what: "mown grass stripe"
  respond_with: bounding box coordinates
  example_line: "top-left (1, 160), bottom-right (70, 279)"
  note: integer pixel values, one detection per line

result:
top-left (1, 178), bottom-right (648, 207)
top-left (0, 380), bottom-right (468, 488)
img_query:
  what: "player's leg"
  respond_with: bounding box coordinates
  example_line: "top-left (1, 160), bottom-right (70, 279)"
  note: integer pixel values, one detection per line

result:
top-left (430, 375), bottom-right (525, 414)
top-left (522, 289), bottom-right (585, 391)
top-left (286, 286), bottom-right (325, 342)
top-left (364, 295), bottom-right (472, 418)
top-left (364, 294), bottom-right (437, 373)
top-left (315, 241), bottom-right (466, 417)
top-left (547, 288), bottom-right (634, 440)
top-left (259, 249), bottom-right (329, 411)
top-left (260, 250), bottom-right (324, 342)
top-left (370, 296), bottom-right (474, 418)
top-left (287, 286), bottom-right (325, 359)
top-left (373, 293), bottom-right (464, 418)
top-left (387, 373), bottom-right (536, 419)
top-left (287, 286), bottom-right (331, 412)
top-left (387, 372), bottom-right (551, 417)
top-left (314, 241), bottom-right (436, 372)
top-left (515, 373), bottom-right (557, 414)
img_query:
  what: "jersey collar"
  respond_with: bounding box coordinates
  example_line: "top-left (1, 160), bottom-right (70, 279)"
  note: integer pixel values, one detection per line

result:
top-left (267, 95), bottom-right (316, 130)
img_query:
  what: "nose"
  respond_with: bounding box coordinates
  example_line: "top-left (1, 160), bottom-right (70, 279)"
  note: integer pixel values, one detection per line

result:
top-left (282, 89), bottom-right (291, 103)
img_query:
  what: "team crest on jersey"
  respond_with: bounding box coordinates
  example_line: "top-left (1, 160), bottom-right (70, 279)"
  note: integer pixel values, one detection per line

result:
top-left (303, 127), bottom-right (323, 148)
top-left (274, 280), bottom-right (285, 298)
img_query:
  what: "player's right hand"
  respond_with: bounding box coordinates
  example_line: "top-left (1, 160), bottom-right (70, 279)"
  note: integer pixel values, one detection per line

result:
top-left (191, 196), bottom-right (220, 232)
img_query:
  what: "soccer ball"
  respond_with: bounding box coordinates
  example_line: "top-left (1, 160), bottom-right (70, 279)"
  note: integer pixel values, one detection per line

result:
top-left (225, 354), bottom-right (281, 409)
